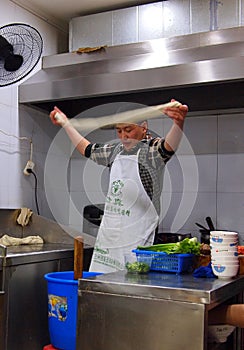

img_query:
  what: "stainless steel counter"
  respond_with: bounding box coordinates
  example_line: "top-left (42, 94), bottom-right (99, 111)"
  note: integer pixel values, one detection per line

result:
top-left (3, 243), bottom-right (74, 265)
top-left (77, 271), bottom-right (244, 350)
top-left (0, 243), bottom-right (94, 350)
top-left (0, 243), bottom-right (75, 350)
top-left (0, 208), bottom-right (95, 350)
top-left (78, 270), bottom-right (244, 304)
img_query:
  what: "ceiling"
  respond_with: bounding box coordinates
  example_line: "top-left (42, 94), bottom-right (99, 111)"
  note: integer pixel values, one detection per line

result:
top-left (11, 0), bottom-right (159, 29)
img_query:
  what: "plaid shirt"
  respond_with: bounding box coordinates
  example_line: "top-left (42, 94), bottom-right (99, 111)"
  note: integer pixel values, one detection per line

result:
top-left (85, 138), bottom-right (174, 214)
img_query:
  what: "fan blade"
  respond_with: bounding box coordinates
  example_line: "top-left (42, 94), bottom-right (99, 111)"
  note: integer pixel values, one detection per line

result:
top-left (4, 54), bottom-right (23, 72)
top-left (0, 34), bottom-right (23, 72)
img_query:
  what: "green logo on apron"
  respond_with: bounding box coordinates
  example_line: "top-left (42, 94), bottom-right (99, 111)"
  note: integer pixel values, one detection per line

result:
top-left (111, 180), bottom-right (124, 196)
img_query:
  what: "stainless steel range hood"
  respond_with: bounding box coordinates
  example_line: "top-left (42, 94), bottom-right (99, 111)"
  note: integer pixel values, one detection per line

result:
top-left (19, 27), bottom-right (244, 116)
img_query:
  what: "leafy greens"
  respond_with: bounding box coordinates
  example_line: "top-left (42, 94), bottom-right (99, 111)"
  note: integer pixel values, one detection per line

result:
top-left (137, 237), bottom-right (201, 255)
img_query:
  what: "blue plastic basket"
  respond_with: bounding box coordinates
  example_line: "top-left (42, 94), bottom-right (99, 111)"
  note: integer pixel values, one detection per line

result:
top-left (132, 250), bottom-right (194, 273)
top-left (44, 271), bottom-right (102, 350)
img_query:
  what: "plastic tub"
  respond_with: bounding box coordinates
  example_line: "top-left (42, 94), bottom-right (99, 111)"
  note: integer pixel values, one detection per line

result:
top-left (44, 271), bottom-right (102, 350)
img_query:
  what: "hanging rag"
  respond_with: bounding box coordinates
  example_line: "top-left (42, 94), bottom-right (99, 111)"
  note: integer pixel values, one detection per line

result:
top-left (75, 45), bottom-right (107, 54)
top-left (16, 207), bottom-right (33, 226)
top-left (0, 234), bottom-right (44, 246)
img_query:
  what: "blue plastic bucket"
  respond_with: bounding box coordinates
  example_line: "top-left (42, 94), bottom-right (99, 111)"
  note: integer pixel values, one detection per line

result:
top-left (44, 271), bottom-right (102, 350)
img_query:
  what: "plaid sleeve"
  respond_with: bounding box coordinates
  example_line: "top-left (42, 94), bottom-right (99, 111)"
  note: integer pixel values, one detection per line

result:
top-left (148, 137), bottom-right (174, 168)
top-left (85, 143), bottom-right (116, 166)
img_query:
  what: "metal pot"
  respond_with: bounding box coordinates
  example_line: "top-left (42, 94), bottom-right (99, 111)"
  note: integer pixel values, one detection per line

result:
top-left (199, 229), bottom-right (210, 244)
top-left (154, 232), bottom-right (192, 244)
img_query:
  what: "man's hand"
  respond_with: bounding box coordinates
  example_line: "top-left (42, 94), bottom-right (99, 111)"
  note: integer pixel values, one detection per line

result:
top-left (163, 99), bottom-right (188, 152)
top-left (163, 99), bottom-right (188, 127)
top-left (50, 106), bottom-right (69, 127)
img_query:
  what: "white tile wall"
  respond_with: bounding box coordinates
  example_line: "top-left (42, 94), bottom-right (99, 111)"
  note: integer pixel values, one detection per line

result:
top-left (158, 112), bottom-right (244, 241)
top-left (161, 191), bottom-right (217, 236)
top-left (0, 0), bottom-right (67, 223)
top-left (177, 115), bottom-right (218, 155)
top-left (217, 193), bottom-right (244, 244)
top-left (218, 154), bottom-right (244, 192)
top-left (218, 113), bottom-right (244, 153)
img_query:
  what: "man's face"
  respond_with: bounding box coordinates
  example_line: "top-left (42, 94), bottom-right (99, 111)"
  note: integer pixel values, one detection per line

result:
top-left (115, 123), bottom-right (147, 150)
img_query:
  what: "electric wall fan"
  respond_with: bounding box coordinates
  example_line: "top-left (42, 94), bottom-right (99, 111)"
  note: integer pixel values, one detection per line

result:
top-left (0, 23), bottom-right (43, 87)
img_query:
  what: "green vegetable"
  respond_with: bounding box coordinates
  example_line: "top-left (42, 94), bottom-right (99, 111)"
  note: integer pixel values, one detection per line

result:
top-left (137, 237), bottom-right (201, 255)
top-left (125, 261), bottom-right (150, 274)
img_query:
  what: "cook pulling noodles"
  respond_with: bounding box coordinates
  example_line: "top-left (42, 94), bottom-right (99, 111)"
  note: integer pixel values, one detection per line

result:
top-left (49, 99), bottom-right (188, 273)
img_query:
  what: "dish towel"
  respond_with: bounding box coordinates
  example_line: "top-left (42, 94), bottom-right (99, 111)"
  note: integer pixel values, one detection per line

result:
top-left (193, 263), bottom-right (216, 278)
top-left (16, 207), bottom-right (33, 226)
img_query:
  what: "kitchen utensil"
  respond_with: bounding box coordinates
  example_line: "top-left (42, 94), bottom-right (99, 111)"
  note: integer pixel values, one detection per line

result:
top-left (206, 216), bottom-right (215, 231)
top-left (154, 232), bottom-right (191, 244)
top-left (74, 236), bottom-right (84, 280)
top-left (199, 229), bottom-right (210, 244)
top-left (195, 222), bottom-right (209, 231)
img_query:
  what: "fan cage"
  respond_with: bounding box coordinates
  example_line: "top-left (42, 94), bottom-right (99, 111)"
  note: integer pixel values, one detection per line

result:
top-left (0, 23), bottom-right (43, 86)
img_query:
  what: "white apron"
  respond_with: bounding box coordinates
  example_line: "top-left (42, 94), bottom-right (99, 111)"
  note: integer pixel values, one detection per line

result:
top-left (89, 150), bottom-right (159, 273)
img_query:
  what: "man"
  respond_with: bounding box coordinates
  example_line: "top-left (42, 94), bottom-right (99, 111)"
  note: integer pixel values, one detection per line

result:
top-left (49, 99), bottom-right (188, 273)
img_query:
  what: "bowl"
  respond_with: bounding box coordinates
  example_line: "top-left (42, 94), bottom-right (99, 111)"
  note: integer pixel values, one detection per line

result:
top-left (211, 254), bottom-right (239, 264)
top-left (211, 254), bottom-right (238, 262)
top-left (211, 263), bottom-right (239, 279)
top-left (208, 324), bottom-right (236, 343)
top-left (210, 246), bottom-right (238, 254)
top-left (210, 237), bottom-right (238, 244)
top-left (210, 231), bottom-right (238, 237)
top-left (125, 253), bottom-right (152, 274)
top-left (210, 236), bottom-right (238, 246)
top-left (211, 248), bottom-right (238, 256)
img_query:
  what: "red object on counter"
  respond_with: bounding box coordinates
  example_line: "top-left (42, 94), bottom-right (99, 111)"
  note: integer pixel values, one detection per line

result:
top-left (43, 345), bottom-right (58, 350)
top-left (238, 246), bottom-right (244, 255)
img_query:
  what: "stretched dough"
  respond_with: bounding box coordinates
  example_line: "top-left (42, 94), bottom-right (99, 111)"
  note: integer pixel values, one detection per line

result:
top-left (69, 100), bottom-right (182, 131)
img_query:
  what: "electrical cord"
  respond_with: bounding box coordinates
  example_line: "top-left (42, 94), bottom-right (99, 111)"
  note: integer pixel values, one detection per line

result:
top-left (0, 128), bottom-right (33, 158)
top-left (27, 169), bottom-right (40, 215)
top-left (0, 128), bottom-right (38, 213)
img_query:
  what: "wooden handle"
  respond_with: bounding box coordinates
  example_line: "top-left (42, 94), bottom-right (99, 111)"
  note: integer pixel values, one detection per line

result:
top-left (74, 236), bottom-right (84, 280)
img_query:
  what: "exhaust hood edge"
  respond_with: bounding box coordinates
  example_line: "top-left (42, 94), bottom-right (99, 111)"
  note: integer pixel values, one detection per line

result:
top-left (19, 27), bottom-right (244, 115)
